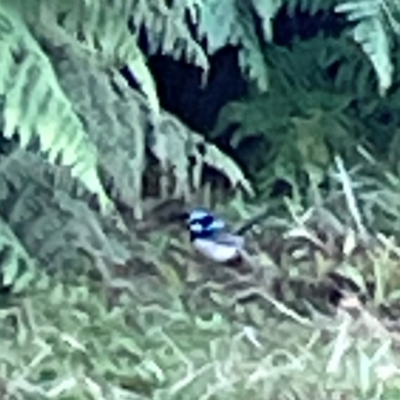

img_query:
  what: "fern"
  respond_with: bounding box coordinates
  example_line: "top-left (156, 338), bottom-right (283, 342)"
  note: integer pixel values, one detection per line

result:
top-left (22, 0), bottom-right (400, 131)
top-left (212, 37), bottom-right (364, 197)
top-left (0, 214), bottom-right (36, 293)
top-left (43, 41), bottom-right (252, 218)
top-left (29, 0), bottom-right (160, 114)
top-left (129, 0), bottom-right (209, 71)
top-left (285, 0), bottom-right (337, 15)
top-left (193, 0), bottom-right (398, 95)
top-left (0, 149), bottom-right (132, 281)
top-left (335, 0), bottom-right (394, 96)
top-left (152, 113), bottom-right (253, 198)
top-left (130, 0), bottom-right (270, 90)
top-left (194, 0), bottom-right (270, 90)
top-left (251, 0), bottom-right (282, 41)
top-left (0, 1), bottom-right (110, 212)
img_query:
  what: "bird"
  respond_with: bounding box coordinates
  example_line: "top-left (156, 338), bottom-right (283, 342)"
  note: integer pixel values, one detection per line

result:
top-left (184, 208), bottom-right (246, 263)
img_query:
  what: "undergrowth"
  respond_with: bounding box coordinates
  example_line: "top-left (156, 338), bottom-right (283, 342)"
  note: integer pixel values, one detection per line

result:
top-left (2, 154), bottom-right (400, 400)
top-left (2, 243), bottom-right (400, 400)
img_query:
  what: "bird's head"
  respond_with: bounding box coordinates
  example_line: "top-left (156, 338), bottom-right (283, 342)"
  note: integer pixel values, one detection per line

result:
top-left (182, 208), bottom-right (226, 240)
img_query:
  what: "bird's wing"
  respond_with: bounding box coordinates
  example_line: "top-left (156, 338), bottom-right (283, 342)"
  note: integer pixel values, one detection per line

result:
top-left (213, 232), bottom-right (245, 248)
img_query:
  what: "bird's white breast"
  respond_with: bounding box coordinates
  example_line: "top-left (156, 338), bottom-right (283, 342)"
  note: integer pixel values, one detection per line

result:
top-left (192, 238), bottom-right (239, 262)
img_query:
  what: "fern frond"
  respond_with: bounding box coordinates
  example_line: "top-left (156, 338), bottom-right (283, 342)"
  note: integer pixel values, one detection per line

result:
top-left (152, 113), bottom-right (253, 197)
top-left (335, 0), bottom-right (393, 96)
top-left (49, 44), bottom-right (251, 216)
top-left (0, 214), bottom-right (36, 293)
top-left (130, 0), bottom-right (271, 90)
top-left (195, 0), bottom-right (270, 90)
top-left (250, 0), bottom-right (282, 41)
top-left (0, 1), bottom-right (110, 212)
top-left (236, 3), bottom-right (270, 91)
top-left (0, 150), bottom-right (131, 278)
top-left (195, 0), bottom-right (238, 52)
top-left (200, 139), bottom-right (254, 195)
top-left (35, 0), bottom-right (160, 113)
top-left (47, 45), bottom-right (149, 218)
top-left (130, 0), bottom-right (209, 71)
top-left (285, 0), bottom-right (337, 16)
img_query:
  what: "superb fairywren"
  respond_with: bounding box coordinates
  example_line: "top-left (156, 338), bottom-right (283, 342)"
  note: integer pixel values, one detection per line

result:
top-left (185, 208), bottom-right (245, 263)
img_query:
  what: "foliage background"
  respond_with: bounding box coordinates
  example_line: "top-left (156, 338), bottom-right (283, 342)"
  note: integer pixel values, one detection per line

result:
top-left (2, 0), bottom-right (400, 399)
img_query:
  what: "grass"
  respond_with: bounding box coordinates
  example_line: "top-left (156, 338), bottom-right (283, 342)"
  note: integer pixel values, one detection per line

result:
top-left (3, 154), bottom-right (400, 399)
top-left (1, 241), bottom-right (400, 400)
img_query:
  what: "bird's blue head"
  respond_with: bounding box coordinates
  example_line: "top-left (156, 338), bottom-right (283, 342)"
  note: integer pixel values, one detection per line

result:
top-left (186, 208), bottom-right (226, 240)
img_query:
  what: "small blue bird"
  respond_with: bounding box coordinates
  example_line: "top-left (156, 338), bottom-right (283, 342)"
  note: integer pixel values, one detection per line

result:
top-left (185, 208), bottom-right (245, 263)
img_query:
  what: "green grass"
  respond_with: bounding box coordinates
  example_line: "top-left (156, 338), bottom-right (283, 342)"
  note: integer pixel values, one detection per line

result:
top-left (3, 154), bottom-right (400, 399)
top-left (1, 245), bottom-right (400, 400)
